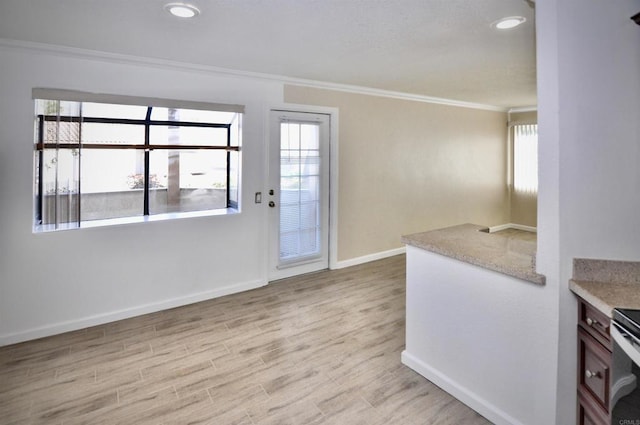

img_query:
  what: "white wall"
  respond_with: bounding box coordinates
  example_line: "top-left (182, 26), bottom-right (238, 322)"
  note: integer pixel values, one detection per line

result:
top-left (536, 1), bottom-right (640, 424)
top-left (0, 45), bottom-right (283, 345)
top-left (402, 246), bottom-right (558, 425)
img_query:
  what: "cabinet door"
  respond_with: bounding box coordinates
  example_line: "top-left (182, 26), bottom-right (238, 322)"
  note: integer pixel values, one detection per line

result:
top-left (579, 406), bottom-right (598, 425)
top-left (578, 391), bottom-right (609, 425)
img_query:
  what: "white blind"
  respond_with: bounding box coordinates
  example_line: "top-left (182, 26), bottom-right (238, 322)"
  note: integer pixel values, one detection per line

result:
top-left (279, 121), bottom-right (322, 264)
top-left (513, 124), bottom-right (538, 194)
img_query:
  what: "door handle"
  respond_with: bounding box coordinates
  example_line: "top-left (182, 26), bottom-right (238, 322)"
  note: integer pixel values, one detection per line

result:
top-left (269, 201), bottom-right (275, 208)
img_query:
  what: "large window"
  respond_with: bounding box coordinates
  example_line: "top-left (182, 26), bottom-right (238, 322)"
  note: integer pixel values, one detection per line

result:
top-left (513, 124), bottom-right (538, 194)
top-left (33, 91), bottom-right (242, 232)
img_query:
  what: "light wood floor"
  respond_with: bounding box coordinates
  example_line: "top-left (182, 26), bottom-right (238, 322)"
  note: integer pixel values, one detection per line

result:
top-left (0, 255), bottom-right (491, 425)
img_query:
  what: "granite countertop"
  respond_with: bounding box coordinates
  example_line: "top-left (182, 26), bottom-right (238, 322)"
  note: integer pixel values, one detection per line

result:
top-left (401, 223), bottom-right (545, 285)
top-left (569, 258), bottom-right (640, 317)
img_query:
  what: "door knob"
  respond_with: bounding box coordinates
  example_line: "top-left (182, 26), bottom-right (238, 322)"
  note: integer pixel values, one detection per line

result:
top-left (269, 201), bottom-right (275, 208)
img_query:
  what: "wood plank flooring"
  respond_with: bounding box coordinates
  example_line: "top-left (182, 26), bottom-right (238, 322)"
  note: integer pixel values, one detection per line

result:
top-left (0, 255), bottom-right (491, 425)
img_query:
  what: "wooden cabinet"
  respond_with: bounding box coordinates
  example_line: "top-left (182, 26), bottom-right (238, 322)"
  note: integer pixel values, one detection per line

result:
top-left (577, 297), bottom-right (612, 425)
top-left (578, 391), bottom-right (609, 425)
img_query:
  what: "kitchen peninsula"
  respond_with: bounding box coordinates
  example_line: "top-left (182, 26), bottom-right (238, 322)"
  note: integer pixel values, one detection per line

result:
top-left (401, 223), bottom-right (546, 425)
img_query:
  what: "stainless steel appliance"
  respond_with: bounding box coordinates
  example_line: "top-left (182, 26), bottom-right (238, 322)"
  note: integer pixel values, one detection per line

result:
top-left (611, 308), bottom-right (640, 423)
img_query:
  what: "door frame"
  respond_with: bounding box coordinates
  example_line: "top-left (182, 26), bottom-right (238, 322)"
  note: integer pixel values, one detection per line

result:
top-left (265, 104), bottom-right (339, 280)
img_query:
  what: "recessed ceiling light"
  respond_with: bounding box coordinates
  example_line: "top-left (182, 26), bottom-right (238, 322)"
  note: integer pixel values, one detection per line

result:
top-left (164, 3), bottom-right (200, 18)
top-left (493, 16), bottom-right (526, 30)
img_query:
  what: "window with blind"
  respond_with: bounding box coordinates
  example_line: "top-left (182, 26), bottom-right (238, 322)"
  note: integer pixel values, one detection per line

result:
top-left (33, 90), bottom-right (243, 232)
top-left (279, 121), bottom-right (322, 264)
top-left (513, 124), bottom-right (538, 194)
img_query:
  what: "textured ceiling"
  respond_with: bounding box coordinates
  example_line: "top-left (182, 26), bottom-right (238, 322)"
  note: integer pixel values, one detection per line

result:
top-left (0, 0), bottom-right (537, 108)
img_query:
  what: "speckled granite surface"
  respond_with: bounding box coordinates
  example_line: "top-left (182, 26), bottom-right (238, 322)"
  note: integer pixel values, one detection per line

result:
top-left (401, 223), bottom-right (545, 285)
top-left (570, 258), bottom-right (640, 317)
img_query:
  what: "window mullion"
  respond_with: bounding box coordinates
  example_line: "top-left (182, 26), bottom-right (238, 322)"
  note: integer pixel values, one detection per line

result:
top-left (54, 104), bottom-right (60, 229)
top-left (226, 124), bottom-right (231, 208)
top-left (144, 107), bottom-right (152, 216)
top-left (77, 105), bottom-right (82, 227)
top-left (37, 115), bottom-right (44, 225)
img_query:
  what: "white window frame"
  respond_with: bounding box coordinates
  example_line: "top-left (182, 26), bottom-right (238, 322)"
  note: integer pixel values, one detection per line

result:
top-left (33, 89), bottom-right (244, 232)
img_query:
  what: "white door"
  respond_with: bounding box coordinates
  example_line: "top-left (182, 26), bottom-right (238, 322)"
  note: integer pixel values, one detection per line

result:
top-left (268, 110), bottom-right (330, 281)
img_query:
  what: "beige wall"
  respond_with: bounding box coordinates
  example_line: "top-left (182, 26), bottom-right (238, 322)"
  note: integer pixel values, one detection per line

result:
top-left (509, 110), bottom-right (537, 125)
top-left (509, 110), bottom-right (538, 227)
top-left (284, 85), bottom-right (510, 261)
top-left (510, 192), bottom-right (537, 227)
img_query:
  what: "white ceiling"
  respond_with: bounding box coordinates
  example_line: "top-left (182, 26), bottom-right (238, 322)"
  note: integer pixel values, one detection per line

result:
top-left (0, 0), bottom-right (537, 108)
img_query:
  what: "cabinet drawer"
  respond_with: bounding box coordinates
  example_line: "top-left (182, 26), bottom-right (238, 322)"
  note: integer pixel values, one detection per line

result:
top-left (578, 328), bottom-right (611, 411)
top-left (578, 298), bottom-right (611, 349)
top-left (578, 390), bottom-right (609, 425)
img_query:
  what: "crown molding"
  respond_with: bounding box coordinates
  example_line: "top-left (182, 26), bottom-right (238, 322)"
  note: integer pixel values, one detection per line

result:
top-left (0, 38), bottom-right (508, 112)
top-left (284, 81), bottom-right (508, 112)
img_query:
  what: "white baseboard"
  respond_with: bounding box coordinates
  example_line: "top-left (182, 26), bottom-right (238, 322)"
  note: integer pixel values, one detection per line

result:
top-left (0, 279), bottom-right (267, 347)
top-left (401, 350), bottom-right (526, 425)
top-left (331, 246), bottom-right (406, 269)
top-left (488, 223), bottom-right (537, 233)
